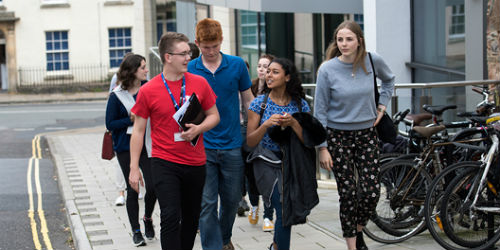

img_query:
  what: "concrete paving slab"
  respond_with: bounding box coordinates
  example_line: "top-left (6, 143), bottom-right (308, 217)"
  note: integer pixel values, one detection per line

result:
top-left (47, 128), bottom-right (496, 250)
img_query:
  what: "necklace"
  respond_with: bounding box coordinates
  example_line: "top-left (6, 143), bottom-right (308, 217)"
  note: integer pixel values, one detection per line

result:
top-left (340, 55), bottom-right (355, 78)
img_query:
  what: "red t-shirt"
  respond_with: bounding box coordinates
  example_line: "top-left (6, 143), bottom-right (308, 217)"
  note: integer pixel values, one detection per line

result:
top-left (132, 72), bottom-right (217, 166)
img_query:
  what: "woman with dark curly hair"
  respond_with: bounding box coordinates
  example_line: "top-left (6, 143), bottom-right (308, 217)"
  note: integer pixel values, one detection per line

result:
top-left (105, 54), bottom-right (157, 247)
top-left (246, 58), bottom-right (320, 250)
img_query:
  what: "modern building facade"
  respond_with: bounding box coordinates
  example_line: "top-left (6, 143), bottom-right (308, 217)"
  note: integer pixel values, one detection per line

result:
top-left (163, 0), bottom-right (495, 120)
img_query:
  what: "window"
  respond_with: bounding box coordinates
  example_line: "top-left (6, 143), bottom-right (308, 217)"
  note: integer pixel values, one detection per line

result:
top-left (109, 28), bottom-right (132, 68)
top-left (46, 31), bottom-right (69, 71)
top-left (156, 2), bottom-right (176, 43)
top-left (354, 14), bottom-right (364, 32)
top-left (449, 4), bottom-right (465, 38)
top-left (240, 10), bottom-right (265, 50)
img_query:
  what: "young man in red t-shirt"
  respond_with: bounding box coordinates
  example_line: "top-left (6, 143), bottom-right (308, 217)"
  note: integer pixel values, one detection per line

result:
top-left (129, 32), bottom-right (219, 250)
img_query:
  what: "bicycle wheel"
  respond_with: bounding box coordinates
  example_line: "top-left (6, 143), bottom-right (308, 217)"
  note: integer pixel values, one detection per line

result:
top-left (379, 153), bottom-right (403, 166)
top-left (363, 159), bottom-right (431, 243)
top-left (424, 161), bottom-right (481, 250)
top-left (440, 166), bottom-right (500, 249)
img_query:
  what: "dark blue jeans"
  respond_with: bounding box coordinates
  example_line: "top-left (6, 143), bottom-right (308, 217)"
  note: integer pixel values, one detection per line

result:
top-left (199, 148), bottom-right (244, 249)
top-left (271, 184), bottom-right (291, 250)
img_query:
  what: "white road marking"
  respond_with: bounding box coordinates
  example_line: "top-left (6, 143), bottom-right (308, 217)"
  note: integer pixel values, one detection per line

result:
top-left (44, 127), bottom-right (67, 131)
top-left (14, 128), bottom-right (36, 131)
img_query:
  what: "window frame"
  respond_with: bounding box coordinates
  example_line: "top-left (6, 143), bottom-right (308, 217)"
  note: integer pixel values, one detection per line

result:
top-left (108, 27), bottom-right (132, 68)
top-left (45, 30), bottom-right (70, 72)
top-left (449, 4), bottom-right (465, 40)
top-left (240, 10), bottom-right (265, 50)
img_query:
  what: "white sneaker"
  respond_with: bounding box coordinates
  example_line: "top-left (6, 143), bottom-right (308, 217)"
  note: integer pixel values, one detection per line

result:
top-left (115, 195), bottom-right (125, 206)
top-left (138, 192), bottom-right (144, 200)
top-left (262, 218), bottom-right (274, 232)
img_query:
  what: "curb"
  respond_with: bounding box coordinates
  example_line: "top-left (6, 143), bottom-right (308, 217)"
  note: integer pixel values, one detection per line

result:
top-left (46, 135), bottom-right (92, 250)
top-left (0, 97), bottom-right (107, 105)
top-left (0, 92), bottom-right (108, 105)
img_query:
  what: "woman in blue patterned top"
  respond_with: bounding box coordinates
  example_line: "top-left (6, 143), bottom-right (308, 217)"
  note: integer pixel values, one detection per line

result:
top-left (246, 58), bottom-right (309, 250)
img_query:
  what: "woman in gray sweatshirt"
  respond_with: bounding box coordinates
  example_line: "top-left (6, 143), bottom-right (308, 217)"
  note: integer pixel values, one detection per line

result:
top-left (313, 20), bottom-right (395, 250)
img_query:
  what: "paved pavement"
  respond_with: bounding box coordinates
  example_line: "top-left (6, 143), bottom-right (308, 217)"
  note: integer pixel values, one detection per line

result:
top-left (2, 92), bottom-right (448, 249)
top-left (44, 126), bottom-right (451, 250)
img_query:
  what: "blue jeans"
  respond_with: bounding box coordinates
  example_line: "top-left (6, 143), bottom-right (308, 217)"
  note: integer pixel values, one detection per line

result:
top-left (200, 148), bottom-right (244, 249)
top-left (272, 184), bottom-right (291, 250)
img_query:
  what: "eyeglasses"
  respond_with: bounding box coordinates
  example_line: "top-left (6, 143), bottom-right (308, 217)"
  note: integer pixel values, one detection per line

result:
top-left (167, 51), bottom-right (192, 57)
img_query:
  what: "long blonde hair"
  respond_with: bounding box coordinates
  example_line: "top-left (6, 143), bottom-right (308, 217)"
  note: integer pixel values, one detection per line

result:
top-left (324, 20), bottom-right (368, 75)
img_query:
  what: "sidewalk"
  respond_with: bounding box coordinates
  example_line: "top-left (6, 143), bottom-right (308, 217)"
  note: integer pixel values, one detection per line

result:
top-left (0, 91), bottom-right (108, 104)
top-left (46, 126), bottom-right (444, 250)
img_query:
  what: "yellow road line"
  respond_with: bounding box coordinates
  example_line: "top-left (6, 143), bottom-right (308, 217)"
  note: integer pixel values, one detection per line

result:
top-left (35, 152), bottom-right (53, 250)
top-left (27, 156), bottom-right (42, 250)
top-left (36, 135), bottom-right (42, 159)
top-left (27, 135), bottom-right (54, 250)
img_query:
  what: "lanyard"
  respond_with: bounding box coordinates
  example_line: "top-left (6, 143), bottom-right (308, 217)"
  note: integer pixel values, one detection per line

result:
top-left (161, 72), bottom-right (186, 111)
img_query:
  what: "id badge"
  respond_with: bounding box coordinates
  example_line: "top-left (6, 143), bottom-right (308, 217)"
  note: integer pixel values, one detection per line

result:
top-left (174, 132), bottom-right (185, 142)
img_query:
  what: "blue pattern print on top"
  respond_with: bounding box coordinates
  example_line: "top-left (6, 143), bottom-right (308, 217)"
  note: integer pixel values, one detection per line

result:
top-left (249, 94), bottom-right (310, 152)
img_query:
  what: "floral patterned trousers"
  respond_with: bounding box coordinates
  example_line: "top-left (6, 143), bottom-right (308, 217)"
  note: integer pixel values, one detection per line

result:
top-left (326, 127), bottom-right (380, 238)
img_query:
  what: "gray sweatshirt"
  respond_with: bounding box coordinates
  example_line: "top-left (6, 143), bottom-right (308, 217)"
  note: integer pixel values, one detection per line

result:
top-left (314, 52), bottom-right (395, 139)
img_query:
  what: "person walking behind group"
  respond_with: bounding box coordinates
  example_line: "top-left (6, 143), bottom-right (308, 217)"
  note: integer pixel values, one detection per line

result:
top-left (189, 42), bottom-right (200, 59)
top-left (188, 18), bottom-right (254, 250)
top-left (313, 20), bottom-right (395, 250)
top-left (246, 54), bottom-right (275, 232)
top-left (129, 32), bottom-right (220, 250)
top-left (247, 58), bottom-right (323, 250)
top-left (107, 52), bottom-right (144, 206)
top-left (105, 53), bottom-right (157, 247)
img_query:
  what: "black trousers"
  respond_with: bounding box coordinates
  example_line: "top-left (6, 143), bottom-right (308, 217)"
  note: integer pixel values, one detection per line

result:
top-left (116, 147), bottom-right (156, 232)
top-left (151, 158), bottom-right (206, 250)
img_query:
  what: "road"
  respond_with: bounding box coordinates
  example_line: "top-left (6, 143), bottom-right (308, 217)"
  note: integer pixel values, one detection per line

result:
top-left (0, 101), bottom-right (106, 250)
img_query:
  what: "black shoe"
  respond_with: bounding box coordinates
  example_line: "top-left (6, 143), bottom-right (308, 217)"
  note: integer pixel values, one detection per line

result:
top-left (241, 199), bottom-right (250, 211)
top-left (133, 231), bottom-right (146, 247)
top-left (237, 199), bottom-right (250, 216)
top-left (143, 216), bottom-right (155, 240)
top-left (237, 206), bottom-right (246, 216)
top-left (356, 231), bottom-right (368, 250)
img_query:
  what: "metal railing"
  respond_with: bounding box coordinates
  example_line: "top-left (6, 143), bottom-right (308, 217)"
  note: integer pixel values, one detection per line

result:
top-left (17, 64), bottom-right (112, 93)
top-left (303, 79), bottom-right (500, 113)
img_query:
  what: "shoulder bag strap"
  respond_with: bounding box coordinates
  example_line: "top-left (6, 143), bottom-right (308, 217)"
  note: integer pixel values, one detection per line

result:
top-left (258, 92), bottom-right (270, 124)
top-left (368, 52), bottom-right (380, 106)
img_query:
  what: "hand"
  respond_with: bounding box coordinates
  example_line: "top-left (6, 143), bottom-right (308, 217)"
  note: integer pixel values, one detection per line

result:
top-left (262, 114), bottom-right (283, 128)
top-left (129, 167), bottom-right (143, 193)
top-left (373, 105), bottom-right (386, 126)
top-left (319, 148), bottom-right (333, 171)
top-left (181, 123), bottom-right (201, 142)
top-left (130, 113), bottom-right (136, 123)
top-left (279, 112), bottom-right (296, 128)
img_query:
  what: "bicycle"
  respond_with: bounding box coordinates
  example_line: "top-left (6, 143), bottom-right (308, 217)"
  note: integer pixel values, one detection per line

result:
top-left (363, 123), bottom-right (489, 243)
top-left (436, 119), bottom-right (500, 250)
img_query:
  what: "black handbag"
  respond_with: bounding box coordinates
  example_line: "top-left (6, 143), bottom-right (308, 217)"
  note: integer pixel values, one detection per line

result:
top-left (368, 53), bottom-right (397, 144)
